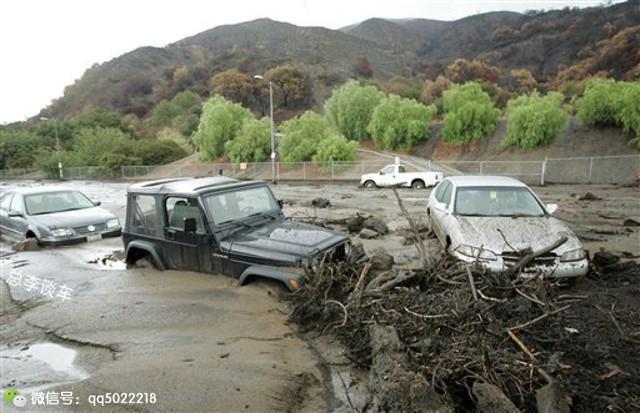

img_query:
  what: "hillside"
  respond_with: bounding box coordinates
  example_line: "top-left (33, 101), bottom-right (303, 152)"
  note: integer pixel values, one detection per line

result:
top-left (411, 117), bottom-right (638, 161)
top-left (43, 1), bottom-right (640, 120)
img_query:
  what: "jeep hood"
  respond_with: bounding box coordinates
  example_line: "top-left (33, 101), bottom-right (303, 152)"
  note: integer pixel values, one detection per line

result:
top-left (219, 220), bottom-right (347, 264)
top-left (454, 216), bottom-right (582, 255)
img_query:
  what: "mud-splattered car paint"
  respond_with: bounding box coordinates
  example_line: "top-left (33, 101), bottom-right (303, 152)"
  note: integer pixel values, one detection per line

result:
top-left (426, 176), bottom-right (588, 278)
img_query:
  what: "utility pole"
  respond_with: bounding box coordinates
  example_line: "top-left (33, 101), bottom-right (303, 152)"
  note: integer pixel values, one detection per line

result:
top-left (40, 117), bottom-right (64, 179)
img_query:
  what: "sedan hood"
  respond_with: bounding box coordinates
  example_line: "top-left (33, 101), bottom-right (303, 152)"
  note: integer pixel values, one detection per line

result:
top-left (29, 207), bottom-right (116, 229)
top-left (455, 216), bottom-right (581, 254)
top-left (220, 219), bottom-right (347, 264)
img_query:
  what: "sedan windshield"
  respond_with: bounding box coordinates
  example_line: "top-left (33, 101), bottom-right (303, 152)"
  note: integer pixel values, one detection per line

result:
top-left (202, 185), bottom-right (278, 225)
top-left (25, 191), bottom-right (95, 215)
top-left (455, 186), bottom-right (545, 217)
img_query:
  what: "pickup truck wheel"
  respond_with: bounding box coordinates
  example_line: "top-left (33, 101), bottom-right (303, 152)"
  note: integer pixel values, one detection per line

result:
top-left (411, 180), bottom-right (425, 189)
top-left (363, 180), bottom-right (376, 189)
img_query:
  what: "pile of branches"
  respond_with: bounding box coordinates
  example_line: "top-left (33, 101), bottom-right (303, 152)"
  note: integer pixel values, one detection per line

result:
top-left (289, 190), bottom-right (640, 412)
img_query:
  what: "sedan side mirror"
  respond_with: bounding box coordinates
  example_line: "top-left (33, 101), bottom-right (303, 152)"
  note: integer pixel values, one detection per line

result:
top-left (546, 203), bottom-right (558, 215)
top-left (8, 210), bottom-right (23, 218)
top-left (277, 199), bottom-right (284, 209)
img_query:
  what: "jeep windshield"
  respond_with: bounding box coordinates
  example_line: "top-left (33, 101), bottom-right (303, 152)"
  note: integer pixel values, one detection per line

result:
top-left (201, 185), bottom-right (279, 226)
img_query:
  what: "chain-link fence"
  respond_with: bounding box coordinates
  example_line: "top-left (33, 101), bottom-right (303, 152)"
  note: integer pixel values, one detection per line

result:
top-left (1, 155), bottom-right (638, 185)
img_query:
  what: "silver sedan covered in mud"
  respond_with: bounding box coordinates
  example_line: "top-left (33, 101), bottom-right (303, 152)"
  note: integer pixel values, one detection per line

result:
top-left (426, 176), bottom-right (588, 278)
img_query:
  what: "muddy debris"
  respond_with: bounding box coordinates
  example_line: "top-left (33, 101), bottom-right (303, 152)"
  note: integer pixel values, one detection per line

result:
top-left (358, 228), bottom-right (378, 239)
top-left (310, 197), bottom-right (331, 208)
top-left (535, 382), bottom-right (571, 413)
top-left (362, 216), bottom-right (389, 235)
top-left (472, 382), bottom-right (521, 413)
top-left (11, 239), bottom-right (40, 252)
top-left (623, 217), bottom-right (640, 227)
top-left (289, 246), bottom-right (640, 413)
top-left (576, 192), bottom-right (602, 201)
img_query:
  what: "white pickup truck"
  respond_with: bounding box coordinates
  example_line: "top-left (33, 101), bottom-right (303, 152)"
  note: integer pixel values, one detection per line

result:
top-left (360, 164), bottom-right (443, 189)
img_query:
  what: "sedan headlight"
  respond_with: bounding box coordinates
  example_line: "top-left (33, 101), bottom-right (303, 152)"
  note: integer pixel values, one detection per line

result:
top-left (456, 244), bottom-right (497, 261)
top-left (106, 218), bottom-right (120, 229)
top-left (560, 248), bottom-right (586, 262)
top-left (50, 227), bottom-right (75, 237)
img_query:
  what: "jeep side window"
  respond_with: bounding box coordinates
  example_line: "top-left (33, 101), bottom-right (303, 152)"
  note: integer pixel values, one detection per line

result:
top-left (131, 195), bottom-right (158, 236)
top-left (165, 197), bottom-right (205, 233)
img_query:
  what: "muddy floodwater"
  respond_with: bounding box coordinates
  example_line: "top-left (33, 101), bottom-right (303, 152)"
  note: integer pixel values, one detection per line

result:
top-left (1, 180), bottom-right (638, 412)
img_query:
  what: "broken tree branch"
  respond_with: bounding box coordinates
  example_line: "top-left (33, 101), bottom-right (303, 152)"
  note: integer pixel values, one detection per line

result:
top-left (466, 266), bottom-right (479, 301)
top-left (392, 186), bottom-right (431, 267)
top-left (507, 329), bottom-right (536, 360)
top-left (509, 305), bottom-right (571, 331)
top-left (508, 236), bottom-right (568, 276)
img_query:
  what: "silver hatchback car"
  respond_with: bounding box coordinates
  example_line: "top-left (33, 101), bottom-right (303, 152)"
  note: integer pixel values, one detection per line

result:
top-left (0, 187), bottom-right (121, 246)
top-left (426, 176), bottom-right (588, 278)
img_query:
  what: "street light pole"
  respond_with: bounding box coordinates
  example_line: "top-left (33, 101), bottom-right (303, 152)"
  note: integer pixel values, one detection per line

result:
top-left (40, 117), bottom-right (64, 180)
top-left (254, 75), bottom-right (276, 183)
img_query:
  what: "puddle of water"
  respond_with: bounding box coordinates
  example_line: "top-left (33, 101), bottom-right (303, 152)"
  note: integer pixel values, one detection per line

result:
top-left (1, 342), bottom-right (89, 393)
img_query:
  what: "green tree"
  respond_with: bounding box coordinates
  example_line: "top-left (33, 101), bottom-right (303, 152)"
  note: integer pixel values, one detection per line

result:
top-left (157, 127), bottom-right (193, 154)
top-left (192, 95), bottom-right (253, 161)
top-left (70, 108), bottom-right (128, 132)
top-left (313, 135), bottom-right (358, 170)
top-left (224, 118), bottom-right (271, 162)
top-left (0, 128), bottom-right (53, 169)
top-left (279, 111), bottom-right (329, 163)
top-left (617, 82), bottom-right (640, 148)
top-left (442, 82), bottom-right (499, 145)
top-left (502, 92), bottom-right (569, 149)
top-left (73, 127), bottom-right (132, 165)
top-left (324, 80), bottom-right (385, 141)
top-left (150, 100), bottom-right (181, 127)
top-left (576, 78), bottom-right (622, 127)
top-left (367, 95), bottom-right (436, 150)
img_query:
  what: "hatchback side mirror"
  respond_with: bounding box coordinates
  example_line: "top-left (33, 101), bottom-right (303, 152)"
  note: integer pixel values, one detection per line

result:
top-left (184, 217), bottom-right (197, 233)
top-left (546, 203), bottom-right (558, 215)
top-left (8, 210), bottom-right (23, 218)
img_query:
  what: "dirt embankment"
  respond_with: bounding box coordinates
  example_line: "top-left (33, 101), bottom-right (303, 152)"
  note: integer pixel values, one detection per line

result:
top-left (412, 117), bottom-right (638, 161)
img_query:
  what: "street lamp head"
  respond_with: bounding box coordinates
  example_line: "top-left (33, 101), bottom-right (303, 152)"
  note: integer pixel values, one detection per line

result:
top-left (39, 116), bottom-right (49, 121)
top-left (253, 75), bottom-right (264, 80)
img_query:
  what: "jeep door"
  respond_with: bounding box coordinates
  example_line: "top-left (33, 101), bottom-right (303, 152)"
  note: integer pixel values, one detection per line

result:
top-left (162, 197), bottom-right (213, 273)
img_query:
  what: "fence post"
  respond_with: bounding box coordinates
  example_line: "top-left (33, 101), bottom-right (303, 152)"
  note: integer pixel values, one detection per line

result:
top-left (588, 157), bottom-right (594, 183)
top-left (541, 158), bottom-right (547, 186)
top-left (277, 162), bottom-right (280, 181)
top-left (303, 162), bottom-right (306, 181)
top-left (331, 161), bottom-right (335, 180)
top-left (121, 166), bottom-right (125, 179)
top-left (479, 161), bottom-right (484, 175)
top-left (428, 160), bottom-right (432, 171)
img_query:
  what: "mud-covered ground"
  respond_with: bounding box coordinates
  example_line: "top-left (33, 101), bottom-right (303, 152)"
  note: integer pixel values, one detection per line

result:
top-left (0, 180), bottom-right (638, 412)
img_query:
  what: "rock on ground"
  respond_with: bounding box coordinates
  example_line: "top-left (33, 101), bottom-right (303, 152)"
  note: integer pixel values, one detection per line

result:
top-left (11, 239), bottom-right (40, 252)
top-left (359, 228), bottom-right (378, 239)
top-left (472, 382), bottom-right (522, 413)
top-left (369, 248), bottom-right (394, 271)
top-left (535, 382), bottom-right (570, 413)
top-left (363, 217), bottom-right (389, 235)
top-left (368, 325), bottom-right (450, 413)
top-left (311, 197), bottom-right (331, 208)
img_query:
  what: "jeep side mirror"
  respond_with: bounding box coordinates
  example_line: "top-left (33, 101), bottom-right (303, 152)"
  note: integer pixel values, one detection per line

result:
top-left (277, 199), bottom-right (283, 209)
top-left (184, 217), bottom-right (197, 233)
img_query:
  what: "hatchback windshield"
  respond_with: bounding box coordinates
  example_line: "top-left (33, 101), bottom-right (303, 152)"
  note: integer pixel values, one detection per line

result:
top-left (455, 186), bottom-right (545, 217)
top-left (202, 185), bottom-right (278, 225)
top-left (25, 191), bottom-right (95, 215)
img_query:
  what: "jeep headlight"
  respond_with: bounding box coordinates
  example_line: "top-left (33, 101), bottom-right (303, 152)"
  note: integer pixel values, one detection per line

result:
top-left (456, 244), bottom-right (497, 261)
top-left (106, 218), bottom-right (120, 229)
top-left (560, 248), bottom-right (586, 262)
top-left (50, 227), bottom-right (75, 237)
